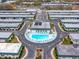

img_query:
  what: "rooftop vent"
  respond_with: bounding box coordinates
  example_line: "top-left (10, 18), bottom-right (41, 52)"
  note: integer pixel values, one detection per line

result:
top-left (35, 22), bottom-right (38, 25)
top-left (39, 22), bottom-right (42, 25)
top-left (35, 22), bottom-right (42, 26)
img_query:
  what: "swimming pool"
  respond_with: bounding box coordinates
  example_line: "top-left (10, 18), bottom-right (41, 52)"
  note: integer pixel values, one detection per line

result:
top-left (25, 32), bottom-right (57, 43)
top-left (32, 34), bottom-right (49, 40)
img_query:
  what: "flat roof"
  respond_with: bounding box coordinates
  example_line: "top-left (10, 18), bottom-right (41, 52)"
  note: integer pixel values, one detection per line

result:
top-left (57, 44), bottom-right (79, 56)
top-left (42, 2), bottom-right (79, 6)
top-left (0, 19), bottom-right (23, 23)
top-left (42, 3), bottom-right (69, 6)
top-left (48, 10), bottom-right (79, 18)
top-left (48, 13), bottom-right (79, 15)
top-left (0, 23), bottom-right (21, 28)
top-left (61, 19), bottom-right (79, 23)
top-left (0, 14), bottom-right (35, 17)
top-left (0, 10), bottom-right (36, 13)
top-left (0, 32), bottom-right (12, 39)
top-left (47, 10), bottom-right (79, 13)
top-left (69, 33), bottom-right (79, 40)
top-left (31, 22), bottom-right (50, 30)
top-left (0, 12), bottom-right (35, 15)
top-left (63, 23), bottom-right (79, 28)
top-left (49, 15), bottom-right (79, 18)
top-left (4, 1), bottom-right (16, 3)
top-left (0, 43), bottom-right (22, 54)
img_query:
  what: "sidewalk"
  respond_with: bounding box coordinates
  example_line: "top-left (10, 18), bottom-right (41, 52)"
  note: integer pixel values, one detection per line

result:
top-left (21, 47), bottom-right (28, 59)
top-left (16, 36), bottom-right (28, 59)
top-left (51, 48), bottom-right (56, 59)
top-left (58, 23), bottom-right (65, 32)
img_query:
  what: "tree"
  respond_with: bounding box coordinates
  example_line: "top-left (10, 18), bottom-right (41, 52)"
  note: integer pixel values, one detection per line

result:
top-left (53, 47), bottom-right (58, 59)
top-left (11, 32), bottom-right (15, 39)
top-left (47, 0), bottom-right (51, 2)
top-left (8, 57), bottom-right (11, 59)
top-left (34, 0), bottom-right (41, 6)
top-left (62, 36), bottom-right (73, 44)
top-left (5, 57), bottom-right (7, 59)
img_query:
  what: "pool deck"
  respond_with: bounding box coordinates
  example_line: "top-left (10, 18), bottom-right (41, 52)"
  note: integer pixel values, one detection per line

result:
top-left (25, 28), bottom-right (57, 43)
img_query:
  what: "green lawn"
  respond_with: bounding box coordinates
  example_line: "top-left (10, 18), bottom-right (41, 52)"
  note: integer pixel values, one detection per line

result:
top-left (62, 36), bottom-right (73, 45)
top-left (7, 33), bottom-right (19, 43)
top-left (53, 48), bottom-right (58, 59)
top-left (36, 56), bottom-right (42, 59)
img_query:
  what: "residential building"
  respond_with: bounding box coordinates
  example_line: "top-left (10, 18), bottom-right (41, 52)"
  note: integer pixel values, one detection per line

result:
top-left (61, 18), bottom-right (79, 23)
top-left (0, 43), bottom-right (22, 58)
top-left (69, 33), bottom-right (79, 44)
top-left (57, 44), bottom-right (79, 59)
top-left (48, 10), bottom-right (79, 19)
top-left (0, 10), bottom-right (36, 20)
top-left (0, 19), bottom-right (23, 23)
top-left (48, 10), bottom-right (79, 31)
top-left (0, 0), bottom-right (16, 3)
top-left (25, 0), bottom-right (51, 2)
top-left (62, 23), bottom-right (79, 31)
top-left (0, 22), bottom-right (23, 31)
top-left (59, 16), bottom-right (79, 31)
top-left (0, 10), bottom-right (36, 31)
top-left (0, 32), bottom-right (13, 42)
top-left (0, 0), bottom-right (6, 2)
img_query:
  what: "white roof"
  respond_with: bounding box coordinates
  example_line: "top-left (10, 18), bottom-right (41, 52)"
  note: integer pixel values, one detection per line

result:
top-left (0, 19), bottom-right (23, 23)
top-left (69, 33), bottom-right (79, 40)
top-left (31, 22), bottom-right (50, 29)
top-left (48, 13), bottom-right (79, 16)
top-left (0, 43), bottom-right (22, 54)
top-left (63, 23), bottom-right (79, 28)
top-left (0, 13), bottom-right (35, 15)
top-left (57, 44), bottom-right (79, 56)
top-left (49, 15), bottom-right (79, 18)
top-left (4, 1), bottom-right (16, 3)
top-left (0, 23), bottom-right (20, 28)
top-left (47, 10), bottom-right (79, 13)
top-left (61, 19), bottom-right (79, 23)
top-left (42, 2), bottom-right (79, 6)
top-left (0, 32), bottom-right (12, 39)
top-left (0, 10), bottom-right (36, 13)
top-left (48, 10), bottom-right (79, 18)
top-left (0, 14), bottom-right (34, 17)
top-left (42, 3), bottom-right (69, 6)
top-left (26, 9), bottom-right (37, 12)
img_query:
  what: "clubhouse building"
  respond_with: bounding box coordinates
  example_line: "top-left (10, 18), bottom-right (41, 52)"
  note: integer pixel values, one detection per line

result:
top-left (30, 21), bottom-right (51, 34)
top-left (25, 21), bottom-right (57, 43)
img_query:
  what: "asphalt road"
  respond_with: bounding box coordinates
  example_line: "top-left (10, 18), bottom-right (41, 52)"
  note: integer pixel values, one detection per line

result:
top-left (14, 10), bottom-right (69, 59)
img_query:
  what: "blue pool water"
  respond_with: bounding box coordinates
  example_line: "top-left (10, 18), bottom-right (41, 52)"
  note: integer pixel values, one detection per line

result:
top-left (32, 34), bottom-right (49, 40)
